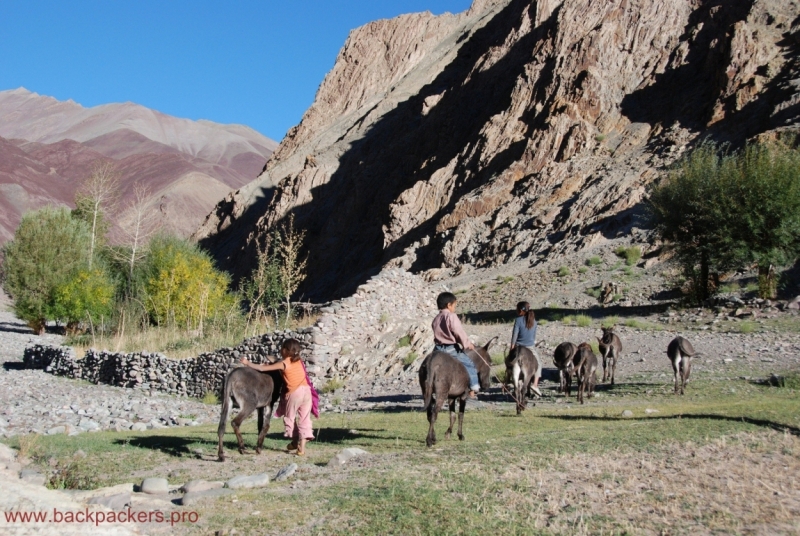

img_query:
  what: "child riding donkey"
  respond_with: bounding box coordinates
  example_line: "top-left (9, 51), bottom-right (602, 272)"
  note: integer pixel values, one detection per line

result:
top-left (432, 292), bottom-right (482, 398)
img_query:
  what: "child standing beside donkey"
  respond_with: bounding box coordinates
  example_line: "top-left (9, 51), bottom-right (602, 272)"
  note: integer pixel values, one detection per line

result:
top-left (240, 339), bottom-right (319, 456)
top-left (432, 292), bottom-right (482, 398)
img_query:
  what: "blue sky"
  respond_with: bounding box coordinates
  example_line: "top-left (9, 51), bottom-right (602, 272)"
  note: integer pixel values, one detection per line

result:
top-left (0, 0), bottom-right (472, 141)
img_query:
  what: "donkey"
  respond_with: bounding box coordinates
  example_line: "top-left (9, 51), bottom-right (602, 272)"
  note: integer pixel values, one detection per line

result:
top-left (553, 342), bottom-right (579, 396)
top-left (667, 336), bottom-right (697, 395)
top-left (597, 326), bottom-right (623, 385)
top-left (418, 338), bottom-right (494, 447)
top-left (505, 346), bottom-right (539, 414)
top-left (575, 342), bottom-right (598, 404)
top-left (217, 365), bottom-right (284, 461)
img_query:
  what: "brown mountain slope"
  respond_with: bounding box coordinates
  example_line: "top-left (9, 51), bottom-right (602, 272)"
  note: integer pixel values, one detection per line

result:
top-left (0, 90), bottom-right (279, 242)
top-left (196, 0), bottom-right (800, 301)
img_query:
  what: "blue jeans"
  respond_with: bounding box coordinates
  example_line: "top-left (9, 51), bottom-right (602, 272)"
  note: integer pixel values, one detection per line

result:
top-left (434, 344), bottom-right (480, 391)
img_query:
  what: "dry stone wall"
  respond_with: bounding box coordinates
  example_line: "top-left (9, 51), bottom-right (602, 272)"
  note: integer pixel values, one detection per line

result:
top-left (24, 330), bottom-right (314, 398)
top-left (24, 269), bottom-right (446, 393)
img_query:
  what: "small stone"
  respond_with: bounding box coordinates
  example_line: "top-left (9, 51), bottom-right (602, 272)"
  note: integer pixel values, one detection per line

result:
top-left (88, 493), bottom-right (131, 510)
top-left (20, 468), bottom-right (47, 486)
top-left (130, 423), bottom-right (148, 432)
top-left (328, 447), bottom-right (369, 467)
top-left (47, 426), bottom-right (66, 435)
top-left (181, 480), bottom-right (224, 493)
top-left (621, 410), bottom-right (634, 418)
top-left (0, 444), bottom-right (17, 462)
top-left (180, 488), bottom-right (235, 506)
top-left (644, 408), bottom-right (659, 414)
top-left (225, 473), bottom-right (269, 489)
top-left (275, 463), bottom-right (298, 482)
top-left (140, 477), bottom-right (169, 494)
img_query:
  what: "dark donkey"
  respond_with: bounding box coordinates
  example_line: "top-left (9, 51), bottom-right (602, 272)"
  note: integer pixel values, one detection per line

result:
top-left (217, 365), bottom-right (284, 461)
top-left (505, 346), bottom-right (539, 414)
top-left (418, 337), bottom-right (495, 447)
top-left (553, 342), bottom-right (578, 396)
top-left (575, 342), bottom-right (598, 404)
top-left (597, 326), bottom-right (623, 385)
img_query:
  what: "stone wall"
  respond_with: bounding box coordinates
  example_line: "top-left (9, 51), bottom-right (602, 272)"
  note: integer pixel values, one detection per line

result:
top-left (23, 330), bottom-right (315, 398)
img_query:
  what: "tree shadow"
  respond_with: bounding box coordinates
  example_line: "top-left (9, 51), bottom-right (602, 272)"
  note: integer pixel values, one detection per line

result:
top-left (2, 361), bottom-right (26, 371)
top-left (463, 302), bottom-right (672, 324)
top-left (0, 320), bottom-right (34, 335)
top-left (116, 435), bottom-right (215, 458)
top-left (540, 413), bottom-right (800, 436)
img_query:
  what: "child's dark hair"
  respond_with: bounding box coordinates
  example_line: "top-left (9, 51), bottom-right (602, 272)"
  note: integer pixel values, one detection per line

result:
top-left (516, 301), bottom-right (536, 329)
top-left (282, 338), bottom-right (304, 362)
top-left (437, 292), bottom-right (458, 311)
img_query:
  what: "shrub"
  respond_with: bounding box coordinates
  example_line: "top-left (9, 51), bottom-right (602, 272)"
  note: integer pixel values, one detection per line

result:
top-left (718, 281), bottom-right (741, 294)
top-left (398, 335), bottom-right (411, 348)
top-left (601, 316), bottom-right (620, 328)
top-left (321, 379), bottom-right (344, 394)
top-left (403, 352), bottom-right (418, 367)
top-left (585, 287), bottom-right (602, 299)
top-left (576, 315), bottom-right (592, 327)
top-left (490, 353), bottom-right (505, 365)
top-left (557, 266), bottom-right (570, 277)
top-left (496, 275), bottom-right (514, 284)
top-left (379, 312), bottom-right (389, 323)
top-left (1, 207), bottom-right (92, 333)
top-left (649, 138), bottom-right (800, 301)
top-left (201, 391), bottom-right (219, 405)
top-left (143, 235), bottom-right (236, 331)
top-left (739, 321), bottom-right (758, 334)
top-left (578, 266), bottom-right (588, 274)
top-left (561, 315), bottom-right (575, 324)
top-left (586, 256), bottom-right (602, 266)
top-left (615, 246), bottom-right (642, 266)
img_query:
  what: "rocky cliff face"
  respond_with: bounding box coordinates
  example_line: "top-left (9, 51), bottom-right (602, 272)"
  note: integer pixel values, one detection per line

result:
top-left (196, 0), bottom-right (800, 301)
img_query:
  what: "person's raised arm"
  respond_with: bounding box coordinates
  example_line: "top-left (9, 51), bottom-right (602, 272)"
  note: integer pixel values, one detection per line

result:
top-left (240, 357), bottom-right (285, 372)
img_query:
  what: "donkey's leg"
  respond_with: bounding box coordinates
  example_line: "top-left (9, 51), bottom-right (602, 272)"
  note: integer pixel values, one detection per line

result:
top-left (672, 355), bottom-right (681, 394)
top-left (256, 408), bottom-right (272, 454)
top-left (610, 351), bottom-right (617, 386)
top-left (426, 392), bottom-right (444, 447)
top-left (445, 399), bottom-right (456, 440)
top-left (457, 397), bottom-right (466, 441)
top-left (602, 351), bottom-right (609, 383)
top-left (231, 401), bottom-right (256, 454)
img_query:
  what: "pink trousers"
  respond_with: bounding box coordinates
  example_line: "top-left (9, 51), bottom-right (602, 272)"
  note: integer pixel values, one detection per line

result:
top-left (283, 385), bottom-right (314, 441)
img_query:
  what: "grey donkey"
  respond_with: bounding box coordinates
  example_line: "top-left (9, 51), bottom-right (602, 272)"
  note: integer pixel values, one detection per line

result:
top-left (597, 326), bottom-right (622, 385)
top-left (667, 336), bottom-right (698, 395)
top-left (575, 342), bottom-right (598, 404)
top-left (217, 366), bottom-right (284, 461)
top-left (553, 342), bottom-right (579, 397)
top-left (505, 346), bottom-right (539, 414)
top-left (418, 338), bottom-right (494, 447)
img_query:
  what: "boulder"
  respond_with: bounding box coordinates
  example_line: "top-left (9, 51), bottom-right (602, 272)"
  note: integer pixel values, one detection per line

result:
top-left (88, 493), bottom-right (131, 510)
top-left (180, 480), bottom-right (224, 493)
top-left (140, 477), bottom-right (169, 494)
top-left (275, 463), bottom-right (298, 482)
top-left (328, 448), bottom-right (369, 467)
top-left (180, 488), bottom-right (235, 506)
top-left (225, 473), bottom-right (269, 489)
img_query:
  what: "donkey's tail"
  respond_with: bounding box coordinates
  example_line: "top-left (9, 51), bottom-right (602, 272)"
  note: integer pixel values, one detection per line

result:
top-left (483, 335), bottom-right (499, 352)
top-left (422, 359), bottom-right (435, 411)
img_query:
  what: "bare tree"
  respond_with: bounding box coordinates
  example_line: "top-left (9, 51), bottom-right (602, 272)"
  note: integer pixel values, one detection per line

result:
top-left (276, 214), bottom-right (307, 324)
top-left (74, 161), bottom-right (120, 268)
top-left (115, 183), bottom-right (160, 281)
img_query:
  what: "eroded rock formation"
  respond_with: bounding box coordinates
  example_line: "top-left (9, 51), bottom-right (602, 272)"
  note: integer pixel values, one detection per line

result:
top-left (196, 0), bottom-right (800, 301)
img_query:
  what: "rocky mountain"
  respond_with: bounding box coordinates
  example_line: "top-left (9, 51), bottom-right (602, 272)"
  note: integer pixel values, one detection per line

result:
top-left (195, 0), bottom-right (800, 302)
top-left (0, 88), bottom-right (278, 242)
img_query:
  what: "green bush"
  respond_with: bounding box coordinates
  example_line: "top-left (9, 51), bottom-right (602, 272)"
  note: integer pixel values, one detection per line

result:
top-left (1, 207), bottom-right (92, 333)
top-left (403, 352), bottom-right (418, 367)
top-left (398, 335), bottom-right (411, 348)
top-left (51, 267), bottom-right (116, 328)
top-left (557, 266), bottom-right (570, 277)
top-left (739, 321), bottom-right (758, 334)
top-left (586, 256), bottom-right (602, 266)
top-left (321, 379), bottom-right (344, 394)
top-left (601, 316), bottom-right (620, 328)
top-left (576, 315), bottom-right (592, 327)
top-left (143, 235), bottom-right (237, 330)
top-left (578, 266), bottom-right (588, 274)
top-left (649, 138), bottom-right (800, 301)
top-left (718, 282), bottom-right (741, 294)
top-left (615, 246), bottom-right (642, 266)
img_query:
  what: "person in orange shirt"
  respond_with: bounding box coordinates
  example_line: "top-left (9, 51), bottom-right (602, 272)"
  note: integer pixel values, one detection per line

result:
top-left (240, 339), bottom-right (315, 456)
